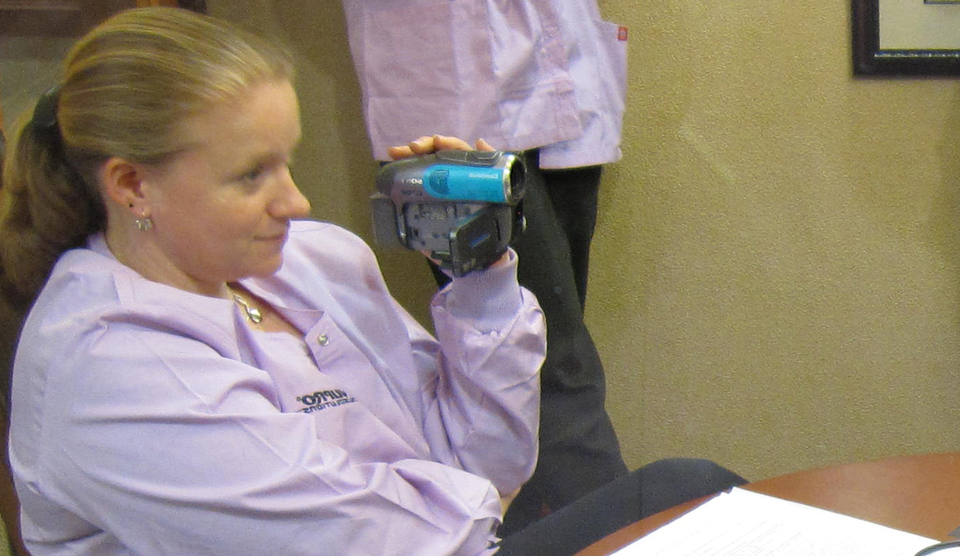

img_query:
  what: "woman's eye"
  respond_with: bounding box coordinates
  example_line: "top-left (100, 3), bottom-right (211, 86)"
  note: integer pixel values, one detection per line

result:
top-left (240, 166), bottom-right (264, 183)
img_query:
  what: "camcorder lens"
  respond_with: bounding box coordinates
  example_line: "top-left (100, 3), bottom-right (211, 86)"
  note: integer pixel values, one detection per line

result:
top-left (508, 157), bottom-right (525, 202)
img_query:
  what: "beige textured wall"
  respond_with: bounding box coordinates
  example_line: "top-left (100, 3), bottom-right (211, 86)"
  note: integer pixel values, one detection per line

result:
top-left (5, 1), bottom-right (960, 483)
top-left (590, 1), bottom-right (960, 480)
top-left (201, 1), bottom-right (960, 481)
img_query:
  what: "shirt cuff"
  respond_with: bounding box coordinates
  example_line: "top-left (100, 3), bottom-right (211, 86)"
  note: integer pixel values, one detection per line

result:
top-left (434, 249), bottom-right (523, 333)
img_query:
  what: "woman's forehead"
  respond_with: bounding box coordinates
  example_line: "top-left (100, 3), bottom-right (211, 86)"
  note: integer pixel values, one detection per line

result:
top-left (171, 81), bottom-right (300, 156)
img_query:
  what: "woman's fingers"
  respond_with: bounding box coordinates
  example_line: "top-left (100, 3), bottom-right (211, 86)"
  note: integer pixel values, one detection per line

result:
top-left (387, 135), bottom-right (483, 160)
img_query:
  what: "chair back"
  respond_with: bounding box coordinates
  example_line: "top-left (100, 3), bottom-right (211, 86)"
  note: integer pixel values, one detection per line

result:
top-left (0, 405), bottom-right (27, 556)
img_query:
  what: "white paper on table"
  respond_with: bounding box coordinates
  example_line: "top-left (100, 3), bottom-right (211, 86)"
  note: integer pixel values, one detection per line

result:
top-left (612, 487), bottom-right (937, 556)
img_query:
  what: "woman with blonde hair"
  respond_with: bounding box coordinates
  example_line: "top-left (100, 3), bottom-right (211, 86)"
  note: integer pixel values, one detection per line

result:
top-left (1, 8), bottom-right (545, 555)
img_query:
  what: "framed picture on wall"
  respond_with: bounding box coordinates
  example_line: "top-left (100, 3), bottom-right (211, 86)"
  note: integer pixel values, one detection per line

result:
top-left (853, 0), bottom-right (960, 75)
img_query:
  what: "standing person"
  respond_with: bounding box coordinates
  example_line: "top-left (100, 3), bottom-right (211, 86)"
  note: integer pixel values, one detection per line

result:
top-left (341, 0), bottom-right (630, 534)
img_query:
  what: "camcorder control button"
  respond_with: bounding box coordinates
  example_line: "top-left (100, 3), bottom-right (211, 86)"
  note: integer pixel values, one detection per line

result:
top-left (429, 171), bottom-right (450, 194)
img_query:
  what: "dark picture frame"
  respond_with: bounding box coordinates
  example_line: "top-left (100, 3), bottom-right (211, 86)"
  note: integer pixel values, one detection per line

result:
top-left (852, 0), bottom-right (960, 76)
top-left (0, 1), bottom-right (206, 37)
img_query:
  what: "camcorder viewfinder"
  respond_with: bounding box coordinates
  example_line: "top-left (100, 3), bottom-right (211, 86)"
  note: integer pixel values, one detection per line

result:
top-left (370, 150), bottom-right (526, 276)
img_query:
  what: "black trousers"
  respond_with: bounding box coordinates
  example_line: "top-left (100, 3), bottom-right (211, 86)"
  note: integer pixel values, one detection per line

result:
top-left (430, 150), bottom-right (628, 534)
top-left (496, 458), bottom-right (749, 556)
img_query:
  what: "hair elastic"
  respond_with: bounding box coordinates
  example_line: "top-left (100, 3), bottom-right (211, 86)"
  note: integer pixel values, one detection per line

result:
top-left (31, 85), bottom-right (62, 134)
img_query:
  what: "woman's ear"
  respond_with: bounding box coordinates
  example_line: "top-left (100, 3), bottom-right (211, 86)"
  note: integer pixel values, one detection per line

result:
top-left (100, 157), bottom-right (146, 211)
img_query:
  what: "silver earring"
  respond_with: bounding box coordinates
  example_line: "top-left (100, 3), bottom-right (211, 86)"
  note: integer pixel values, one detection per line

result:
top-left (135, 217), bottom-right (153, 231)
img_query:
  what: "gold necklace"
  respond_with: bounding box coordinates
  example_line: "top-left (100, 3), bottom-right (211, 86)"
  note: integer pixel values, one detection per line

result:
top-left (232, 293), bottom-right (263, 324)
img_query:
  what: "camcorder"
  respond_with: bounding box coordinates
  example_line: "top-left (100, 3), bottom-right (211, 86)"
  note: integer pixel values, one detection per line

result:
top-left (370, 150), bottom-right (526, 277)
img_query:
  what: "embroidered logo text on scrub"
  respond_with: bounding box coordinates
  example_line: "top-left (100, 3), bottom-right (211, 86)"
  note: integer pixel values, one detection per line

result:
top-left (296, 389), bottom-right (356, 413)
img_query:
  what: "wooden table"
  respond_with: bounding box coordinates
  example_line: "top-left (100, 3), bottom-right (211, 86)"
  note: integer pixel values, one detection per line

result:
top-left (575, 453), bottom-right (960, 556)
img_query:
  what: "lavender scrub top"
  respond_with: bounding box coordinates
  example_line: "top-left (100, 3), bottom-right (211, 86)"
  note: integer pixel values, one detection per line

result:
top-left (9, 220), bottom-right (545, 556)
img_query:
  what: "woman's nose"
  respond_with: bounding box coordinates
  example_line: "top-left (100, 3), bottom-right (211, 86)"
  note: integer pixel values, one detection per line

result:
top-left (270, 170), bottom-right (312, 219)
